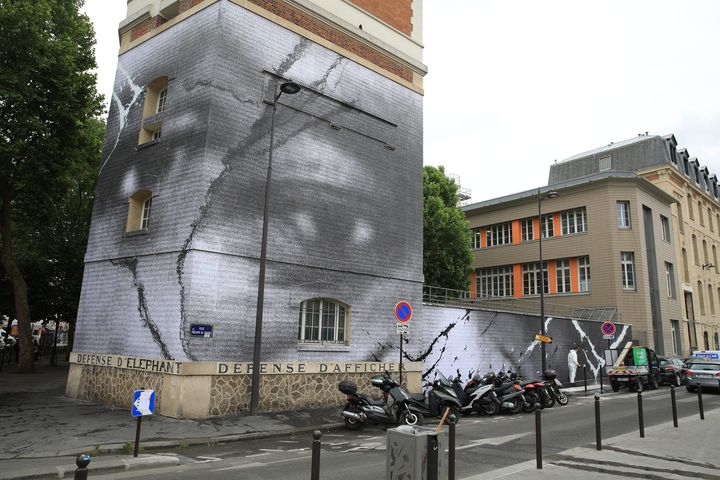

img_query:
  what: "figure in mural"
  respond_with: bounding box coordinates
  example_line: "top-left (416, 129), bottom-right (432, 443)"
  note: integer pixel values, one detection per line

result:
top-left (567, 343), bottom-right (585, 383)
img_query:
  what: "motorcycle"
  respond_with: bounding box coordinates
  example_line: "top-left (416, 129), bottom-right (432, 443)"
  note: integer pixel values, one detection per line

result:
top-left (451, 369), bottom-right (501, 416)
top-left (510, 371), bottom-right (554, 410)
top-left (483, 371), bottom-right (526, 414)
top-left (406, 371), bottom-right (463, 424)
top-left (339, 373), bottom-right (424, 430)
top-left (542, 369), bottom-right (569, 406)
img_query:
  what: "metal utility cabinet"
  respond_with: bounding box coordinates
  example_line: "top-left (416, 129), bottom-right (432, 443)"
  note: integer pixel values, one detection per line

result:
top-left (387, 425), bottom-right (447, 480)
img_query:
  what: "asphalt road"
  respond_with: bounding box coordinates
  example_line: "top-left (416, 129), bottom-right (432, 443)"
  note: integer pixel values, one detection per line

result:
top-left (91, 387), bottom-right (720, 480)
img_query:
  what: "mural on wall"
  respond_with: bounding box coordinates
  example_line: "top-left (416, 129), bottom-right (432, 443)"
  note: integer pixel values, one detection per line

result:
top-left (368, 306), bottom-right (631, 385)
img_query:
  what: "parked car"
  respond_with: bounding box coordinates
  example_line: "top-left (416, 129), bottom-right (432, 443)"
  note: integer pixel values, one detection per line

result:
top-left (658, 357), bottom-right (687, 386)
top-left (685, 361), bottom-right (720, 392)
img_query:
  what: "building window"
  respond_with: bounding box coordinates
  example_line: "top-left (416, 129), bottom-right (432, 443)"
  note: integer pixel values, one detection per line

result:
top-left (671, 320), bottom-right (680, 355)
top-left (561, 208), bottom-right (587, 235)
top-left (714, 245), bottom-right (719, 273)
top-left (521, 218), bottom-right (534, 242)
top-left (703, 240), bottom-right (710, 265)
top-left (621, 252), bottom-right (636, 290)
top-left (555, 258), bottom-right (571, 293)
top-left (485, 222), bottom-right (513, 247)
top-left (687, 194), bottom-right (694, 220)
top-left (139, 76), bottom-right (168, 144)
top-left (617, 201), bottom-right (631, 228)
top-left (698, 201), bottom-right (704, 226)
top-left (665, 262), bottom-right (676, 299)
top-left (541, 214), bottom-right (554, 238)
top-left (692, 235), bottom-right (700, 266)
top-left (126, 190), bottom-right (153, 232)
top-left (709, 208), bottom-right (714, 232)
top-left (660, 215), bottom-right (671, 242)
top-left (703, 331), bottom-right (709, 350)
top-left (471, 227), bottom-right (482, 249)
top-left (523, 262), bottom-right (548, 296)
top-left (298, 299), bottom-right (348, 344)
top-left (477, 266), bottom-right (514, 298)
top-left (681, 248), bottom-right (689, 283)
top-left (578, 256), bottom-right (591, 292)
top-left (698, 281), bottom-right (706, 315)
top-left (676, 197), bottom-right (685, 234)
top-left (157, 87), bottom-right (168, 113)
top-left (709, 284), bottom-right (716, 315)
top-left (715, 332), bottom-right (719, 350)
top-left (599, 156), bottom-right (611, 171)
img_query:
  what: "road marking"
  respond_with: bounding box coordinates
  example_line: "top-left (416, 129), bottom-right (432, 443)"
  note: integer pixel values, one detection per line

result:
top-left (455, 432), bottom-right (527, 451)
top-left (211, 455), bottom-right (311, 472)
top-left (193, 456), bottom-right (221, 464)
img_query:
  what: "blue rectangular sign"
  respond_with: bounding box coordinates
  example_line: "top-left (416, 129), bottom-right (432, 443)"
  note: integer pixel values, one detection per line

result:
top-left (132, 389), bottom-right (155, 417)
top-left (190, 324), bottom-right (213, 338)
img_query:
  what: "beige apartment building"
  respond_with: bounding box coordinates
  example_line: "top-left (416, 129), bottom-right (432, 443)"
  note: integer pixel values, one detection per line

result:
top-left (549, 134), bottom-right (720, 355)
top-left (463, 172), bottom-right (683, 356)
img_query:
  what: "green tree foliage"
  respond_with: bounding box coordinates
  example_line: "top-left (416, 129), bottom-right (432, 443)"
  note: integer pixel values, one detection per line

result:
top-left (0, 0), bottom-right (103, 371)
top-left (423, 166), bottom-right (473, 291)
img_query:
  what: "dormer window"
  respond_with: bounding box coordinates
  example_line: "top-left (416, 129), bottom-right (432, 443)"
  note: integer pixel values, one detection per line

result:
top-left (599, 156), bottom-right (611, 172)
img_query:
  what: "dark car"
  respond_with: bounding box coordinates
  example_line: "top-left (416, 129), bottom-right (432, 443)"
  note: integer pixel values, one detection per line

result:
top-left (658, 357), bottom-right (687, 386)
top-left (685, 361), bottom-right (720, 392)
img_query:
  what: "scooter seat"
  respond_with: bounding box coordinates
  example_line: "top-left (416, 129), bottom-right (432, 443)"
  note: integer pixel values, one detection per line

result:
top-left (410, 393), bottom-right (426, 402)
top-left (359, 393), bottom-right (385, 406)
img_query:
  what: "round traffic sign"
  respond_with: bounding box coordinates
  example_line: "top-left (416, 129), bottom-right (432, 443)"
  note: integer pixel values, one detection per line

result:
top-left (601, 322), bottom-right (616, 336)
top-left (395, 301), bottom-right (413, 323)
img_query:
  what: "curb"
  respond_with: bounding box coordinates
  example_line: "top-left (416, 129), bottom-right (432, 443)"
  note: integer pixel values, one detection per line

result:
top-left (0, 454), bottom-right (180, 480)
top-left (13, 422), bottom-right (346, 458)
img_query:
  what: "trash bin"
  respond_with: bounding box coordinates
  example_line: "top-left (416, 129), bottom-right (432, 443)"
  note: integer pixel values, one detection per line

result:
top-left (387, 425), bottom-right (447, 480)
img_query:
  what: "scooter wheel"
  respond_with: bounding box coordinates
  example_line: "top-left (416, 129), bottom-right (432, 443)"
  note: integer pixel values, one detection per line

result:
top-left (400, 410), bottom-right (423, 427)
top-left (475, 400), bottom-right (499, 416)
top-left (508, 396), bottom-right (523, 415)
top-left (556, 391), bottom-right (569, 406)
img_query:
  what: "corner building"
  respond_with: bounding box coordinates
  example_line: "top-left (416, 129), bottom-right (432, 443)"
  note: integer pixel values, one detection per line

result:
top-left (463, 172), bottom-right (682, 356)
top-left (549, 134), bottom-right (720, 355)
top-left (68, 0), bottom-right (427, 417)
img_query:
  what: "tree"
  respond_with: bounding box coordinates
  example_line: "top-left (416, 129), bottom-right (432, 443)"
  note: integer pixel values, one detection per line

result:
top-left (0, 0), bottom-right (103, 371)
top-left (423, 166), bottom-right (473, 291)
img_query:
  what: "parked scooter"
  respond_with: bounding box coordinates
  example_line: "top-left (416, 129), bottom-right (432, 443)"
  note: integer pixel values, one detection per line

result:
top-left (483, 371), bottom-right (525, 414)
top-left (406, 371), bottom-right (463, 424)
top-left (542, 369), bottom-right (569, 406)
top-left (510, 371), bottom-right (554, 410)
top-left (339, 372), bottom-right (424, 430)
top-left (451, 369), bottom-right (501, 416)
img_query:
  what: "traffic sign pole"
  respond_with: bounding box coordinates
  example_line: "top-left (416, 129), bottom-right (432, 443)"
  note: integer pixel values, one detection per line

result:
top-left (399, 333), bottom-right (403, 385)
top-left (134, 416), bottom-right (142, 457)
top-left (394, 301), bottom-right (412, 385)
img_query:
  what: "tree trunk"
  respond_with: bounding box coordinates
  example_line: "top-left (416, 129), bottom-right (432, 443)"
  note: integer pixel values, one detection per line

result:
top-left (0, 185), bottom-right (34, 372)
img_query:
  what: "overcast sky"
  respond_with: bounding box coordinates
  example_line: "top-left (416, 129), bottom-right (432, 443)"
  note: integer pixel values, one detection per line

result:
top-left (82, 0), bottom-right (720, 201)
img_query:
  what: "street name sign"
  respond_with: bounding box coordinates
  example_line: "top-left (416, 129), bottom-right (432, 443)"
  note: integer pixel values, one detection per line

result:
top-left (190, 324), bottom-right (213, 338)
top-left (132, 390), bottom-right (155, 417)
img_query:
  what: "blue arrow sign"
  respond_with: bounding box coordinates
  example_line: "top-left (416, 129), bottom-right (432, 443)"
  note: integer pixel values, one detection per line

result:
top-left (132, 390), bottom-right (155, 417)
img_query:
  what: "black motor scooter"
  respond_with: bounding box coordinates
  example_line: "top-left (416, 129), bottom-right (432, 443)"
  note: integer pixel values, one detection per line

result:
top-left (484, 371), bottom-right (526, 414)
top-left (406, 371), bottom-right (463, 424)
top-left (339, 372), bottom-right (424, 430)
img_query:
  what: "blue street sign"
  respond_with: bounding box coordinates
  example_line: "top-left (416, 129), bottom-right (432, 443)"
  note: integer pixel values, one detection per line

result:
top-left (190, 324), bottom-right (213, 338)
top-left (132, 390), bottom-right (155, 417)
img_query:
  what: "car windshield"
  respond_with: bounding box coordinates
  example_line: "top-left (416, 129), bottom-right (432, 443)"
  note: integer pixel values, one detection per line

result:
top-left (689, 363), bottom-right (720, 371)
top-left (659, 359), bottom-right (668, 366)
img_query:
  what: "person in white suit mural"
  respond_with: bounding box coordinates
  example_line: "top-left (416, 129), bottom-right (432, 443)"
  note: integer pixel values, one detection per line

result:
top-left (567, 344), bottom-right (585, 383)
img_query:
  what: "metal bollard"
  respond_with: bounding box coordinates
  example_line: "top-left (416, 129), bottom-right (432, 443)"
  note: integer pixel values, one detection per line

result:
top-left (583, 366), bottom-right (588, 394)
top-left (449, 417), bottom-right (456, 480)
top-left (594, 394), bottom-right (602, 451)
top-left (74, 454), bottom-right (91, 480)
top-left (311, 430), bottom-right (321, 480)
top-left (697, 383), bottom-right (705, 420)
top-left (670, 385), bottom-right (678, 427)
top-left (535, 408), bottom-right (542, 470)
top-left (637, 390), bottom-right (645, 438)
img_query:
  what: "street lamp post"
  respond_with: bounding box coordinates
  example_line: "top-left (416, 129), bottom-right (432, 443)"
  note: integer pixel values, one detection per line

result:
top-left (250, 81), bottom-right (301, 415)
top-left (538, 188), bottom-right (559, 374)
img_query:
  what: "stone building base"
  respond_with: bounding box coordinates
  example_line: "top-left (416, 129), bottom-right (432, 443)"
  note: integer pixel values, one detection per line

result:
top-left (66, 352), bottom-right (422, 419)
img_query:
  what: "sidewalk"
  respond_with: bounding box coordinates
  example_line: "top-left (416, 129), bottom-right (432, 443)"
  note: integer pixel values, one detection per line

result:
top-left (0, 360), bottom-right (343, 479)
top-left (463, 407), bottom-right (720, 479)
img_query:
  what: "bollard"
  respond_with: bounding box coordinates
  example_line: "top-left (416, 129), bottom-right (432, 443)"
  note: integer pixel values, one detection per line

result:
top-left (311, 430), bottom-right (321, 480)
top-left (599, 364), bottom-right (604, 393)
top-left (637, 390), bottom-right (644, 438)
top-left (74, 454), bottom-right (91, 480)
top-left (697, 383), bottom-right (705, 420)
top-left (535, 408), bottom-right (542, 470)
top-left (449, 417), bottom-right (456, 480)
top-left (670, 385), bottom-right (678, 427)
top-left (594, 394), bottom-right (602, 451)
top-left (583, 366), bottom-right (588, 394)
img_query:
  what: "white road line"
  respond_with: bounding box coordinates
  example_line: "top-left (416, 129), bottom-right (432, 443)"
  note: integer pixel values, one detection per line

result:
top-left (211, 455), bottom-right (312, 472)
